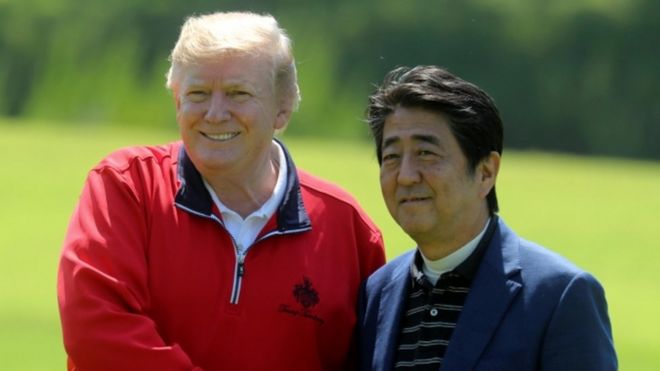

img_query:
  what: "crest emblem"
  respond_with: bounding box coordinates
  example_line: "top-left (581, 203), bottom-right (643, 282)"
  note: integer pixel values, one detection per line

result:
top-left (278, 276), bottom-right (324, 324)
top-left (293, 276), bottom-right (320, 309)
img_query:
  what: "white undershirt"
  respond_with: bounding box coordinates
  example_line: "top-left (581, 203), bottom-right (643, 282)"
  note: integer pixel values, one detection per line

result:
top-left (421, 218), bottom-right (491, 285)
top-left (203, 141), bottom-right (287, 255)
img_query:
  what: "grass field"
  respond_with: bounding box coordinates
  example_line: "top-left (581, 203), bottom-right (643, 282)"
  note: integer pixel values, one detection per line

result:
top-left (1, 120), bottom-right (659, 370)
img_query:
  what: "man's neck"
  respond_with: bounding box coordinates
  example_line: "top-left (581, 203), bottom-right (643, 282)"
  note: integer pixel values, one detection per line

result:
top-left (203, 143), bottom-right (280, 219)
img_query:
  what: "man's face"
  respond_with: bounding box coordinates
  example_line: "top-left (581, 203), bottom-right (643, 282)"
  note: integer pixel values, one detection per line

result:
top-left (174, 54), bottom-right (287, 178)
top-left (379, 106), bottom-right (491, 248)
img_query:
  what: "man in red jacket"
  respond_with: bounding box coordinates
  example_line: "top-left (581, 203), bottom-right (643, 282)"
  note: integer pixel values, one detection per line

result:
top-left (57, 11), bottom-right (385, 371)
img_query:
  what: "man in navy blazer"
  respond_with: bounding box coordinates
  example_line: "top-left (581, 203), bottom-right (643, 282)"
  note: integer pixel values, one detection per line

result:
top-left (358, 65), bottom-right (617, 370)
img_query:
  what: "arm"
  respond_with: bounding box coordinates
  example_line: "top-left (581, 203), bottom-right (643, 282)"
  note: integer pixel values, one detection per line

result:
top-left (58, 166), bottom-right (202, 371)
top-left (541, 272), bottom-right (618, 370)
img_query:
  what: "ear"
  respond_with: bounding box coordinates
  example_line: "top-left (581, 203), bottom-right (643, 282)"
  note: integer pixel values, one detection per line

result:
top-left (274, 94), bottom-right (293, 130)
top-left (274, 108), bottom-right (291, 130)
top-left (172, 91), bottom-right (184, 128)
top-left (477, 151), bottom-right (501, 199)
top-left (174, 91), bottom-right (181, 111)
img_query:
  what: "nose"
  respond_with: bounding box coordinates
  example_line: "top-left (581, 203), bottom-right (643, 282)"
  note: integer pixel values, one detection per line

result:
top-left (397, 155), bottom-right (421, 185)
top-left (204, 92), bottom-right (231, 124)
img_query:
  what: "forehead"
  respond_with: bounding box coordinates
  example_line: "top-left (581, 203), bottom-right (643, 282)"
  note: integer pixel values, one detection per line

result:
top-left (382, 106), bottom-right (455, 146)
top-left (180, 54), bottom-right (274, 88)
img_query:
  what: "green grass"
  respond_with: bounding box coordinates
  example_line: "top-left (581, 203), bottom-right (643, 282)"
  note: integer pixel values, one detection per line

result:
top-left (1, 120), bottom-right (659, 370)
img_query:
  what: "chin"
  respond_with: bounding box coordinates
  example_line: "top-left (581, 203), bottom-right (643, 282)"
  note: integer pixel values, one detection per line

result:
top-left (397, 222), bottom-right (429, 238)
top-left (201, 158), bottom-right (234, 171)
top-left (189, 151), bottom-right (231, 172)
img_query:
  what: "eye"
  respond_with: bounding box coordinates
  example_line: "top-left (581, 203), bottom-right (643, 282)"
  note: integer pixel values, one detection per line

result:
top-left (382, 152), bottom-right (400, 163)
top-left (418, 150), bottom-right (437, 158)
top-left (185, 90), bottom-right (208, 102)
top-left (228, 90), bottom-right (252, 100)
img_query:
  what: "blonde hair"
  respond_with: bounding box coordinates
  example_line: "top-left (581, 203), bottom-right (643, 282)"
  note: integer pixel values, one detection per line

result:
top-left (166, 12), bottom-right (300, 111)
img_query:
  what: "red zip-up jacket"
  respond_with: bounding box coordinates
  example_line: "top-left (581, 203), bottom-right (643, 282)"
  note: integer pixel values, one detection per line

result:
top-left (58, 140), bottom-right (386, 371)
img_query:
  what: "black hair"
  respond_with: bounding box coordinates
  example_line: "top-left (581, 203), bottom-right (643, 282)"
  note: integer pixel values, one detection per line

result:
top-left (366, 65), bottom-right (504, 213)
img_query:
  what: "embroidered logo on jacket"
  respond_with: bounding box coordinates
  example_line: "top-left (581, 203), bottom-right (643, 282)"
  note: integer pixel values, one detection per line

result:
top-left (278, 276), bottom-right (324, 324)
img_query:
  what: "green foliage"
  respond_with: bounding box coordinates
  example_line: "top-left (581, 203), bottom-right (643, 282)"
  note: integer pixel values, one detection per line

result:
top-left (1, 120), bottom-right (659, 369)
top-left (1, 0), bottom-right (659, 158)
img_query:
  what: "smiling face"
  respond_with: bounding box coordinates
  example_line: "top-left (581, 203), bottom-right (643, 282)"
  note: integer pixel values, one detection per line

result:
top-left (174, 54), bottom-right (289, 180)
top-left (380, 106), bottom-right (496, 255)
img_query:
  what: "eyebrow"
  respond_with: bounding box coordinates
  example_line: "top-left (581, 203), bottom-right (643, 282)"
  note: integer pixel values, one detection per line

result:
top-left (413, 134), bottom-right (441, 146)
top-left (382, 136), bottom-right (399, 149)
top-left (382, 134), bottom-right (441, 149)
top-left (184, 77), bottom-right (256, 89)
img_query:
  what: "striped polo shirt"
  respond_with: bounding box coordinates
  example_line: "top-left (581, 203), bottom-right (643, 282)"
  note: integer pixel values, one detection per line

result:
top-left (393, 216), bottom-right (498, 370)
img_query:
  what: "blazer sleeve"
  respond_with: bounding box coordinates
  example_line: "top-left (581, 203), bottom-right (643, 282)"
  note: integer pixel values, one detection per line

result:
top-left (57, 166), bottom-right (202, 371)
top-left (541, 271), bottom-right (617, 370)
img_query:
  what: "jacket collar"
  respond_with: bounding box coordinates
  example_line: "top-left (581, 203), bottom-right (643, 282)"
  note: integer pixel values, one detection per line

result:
top-left (441, 218), bottom-right (523, 370)
top-left (174, 138), bottom-right (312, 233)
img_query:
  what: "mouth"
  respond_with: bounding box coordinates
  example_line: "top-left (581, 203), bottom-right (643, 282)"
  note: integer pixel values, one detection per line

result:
top-left (399, 196), bottom-right (431, 205)
top-left (202, 132), bottom-right (240, 142)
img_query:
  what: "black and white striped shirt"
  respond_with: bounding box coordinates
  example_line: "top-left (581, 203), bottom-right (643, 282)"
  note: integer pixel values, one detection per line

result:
top-left (393, 216), bottom-right (498, 370)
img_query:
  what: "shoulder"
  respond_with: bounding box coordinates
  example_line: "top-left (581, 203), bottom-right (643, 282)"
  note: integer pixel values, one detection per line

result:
top-left (297, 169), bottom-right (380, 234)
top-left (496, 220), bottom-right (601, 290)
top-left (92, 141), bottom-right (181, 175)
top-left (297, 169), bottom-right (360, 205)
top-left (365, 250), bottom-right (414, 291)
top-left (519, 237), bottom-right (589, 281)
top-left (83, 142), bottom-right (181, 196)
top-left (520, 239), bottom-right (606, 307)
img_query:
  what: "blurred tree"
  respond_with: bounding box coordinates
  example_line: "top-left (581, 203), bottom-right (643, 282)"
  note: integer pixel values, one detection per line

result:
top-left (0, 0), bottom-right (658, 159)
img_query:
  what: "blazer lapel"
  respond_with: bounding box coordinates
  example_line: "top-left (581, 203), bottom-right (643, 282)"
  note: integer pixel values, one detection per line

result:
top-left (441, 220), bottom-right (523, 370)
top-left (373, 253), bottom-right (413, 371)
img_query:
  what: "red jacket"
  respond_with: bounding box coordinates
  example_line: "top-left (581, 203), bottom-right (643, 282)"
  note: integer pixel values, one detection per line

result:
top-left (58, 141), bottom-right (385, 371)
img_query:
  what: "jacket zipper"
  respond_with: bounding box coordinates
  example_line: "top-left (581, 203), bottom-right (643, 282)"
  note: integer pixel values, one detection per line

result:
top-left (174, 205), bottom-right (245, 305)
top-left (174, 202), bottom-right (311, 306)
top-left (229, 253), bottom-right (245, 304)
top-left (227, 228), bottom-right (311, 305)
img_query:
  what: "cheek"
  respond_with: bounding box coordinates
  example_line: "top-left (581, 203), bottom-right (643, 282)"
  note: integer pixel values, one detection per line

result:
top-left (175, 109), bottom-right (184, 128)
top-left (379, 172), bottom-right (397, 205)
top-left (248, 104), bottom-right (276, 126)
top-left (176, 104), bottom-right (202, 126)
top-left (379, 170), bottom-right (389, 191)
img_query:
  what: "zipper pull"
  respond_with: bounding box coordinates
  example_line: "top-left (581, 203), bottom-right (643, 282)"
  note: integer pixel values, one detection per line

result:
top-left (237, 256), bottom-right (245, 277)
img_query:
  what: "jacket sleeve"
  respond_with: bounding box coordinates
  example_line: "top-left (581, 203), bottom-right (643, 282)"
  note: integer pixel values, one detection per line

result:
top-left (360, 232), bottom-right (386, 281)
top-left (541, 272), bottom-right (618, 370)
top-left (57, 166), bottom-right (202, 371)
top-left (355, 214), bottom-right (386, 281)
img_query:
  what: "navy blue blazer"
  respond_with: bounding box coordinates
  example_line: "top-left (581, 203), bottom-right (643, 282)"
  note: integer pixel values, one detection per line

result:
top-left (358, 218), bottom-right (617, 370)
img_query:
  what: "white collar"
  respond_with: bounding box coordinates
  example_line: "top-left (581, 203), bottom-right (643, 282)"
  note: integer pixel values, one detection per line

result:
top-left (421, 218), bottom-right (491, 284)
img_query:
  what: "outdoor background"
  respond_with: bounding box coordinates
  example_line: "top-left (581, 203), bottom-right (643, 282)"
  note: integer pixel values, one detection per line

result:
top-left (1, 0), bottom-right (659, 369)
